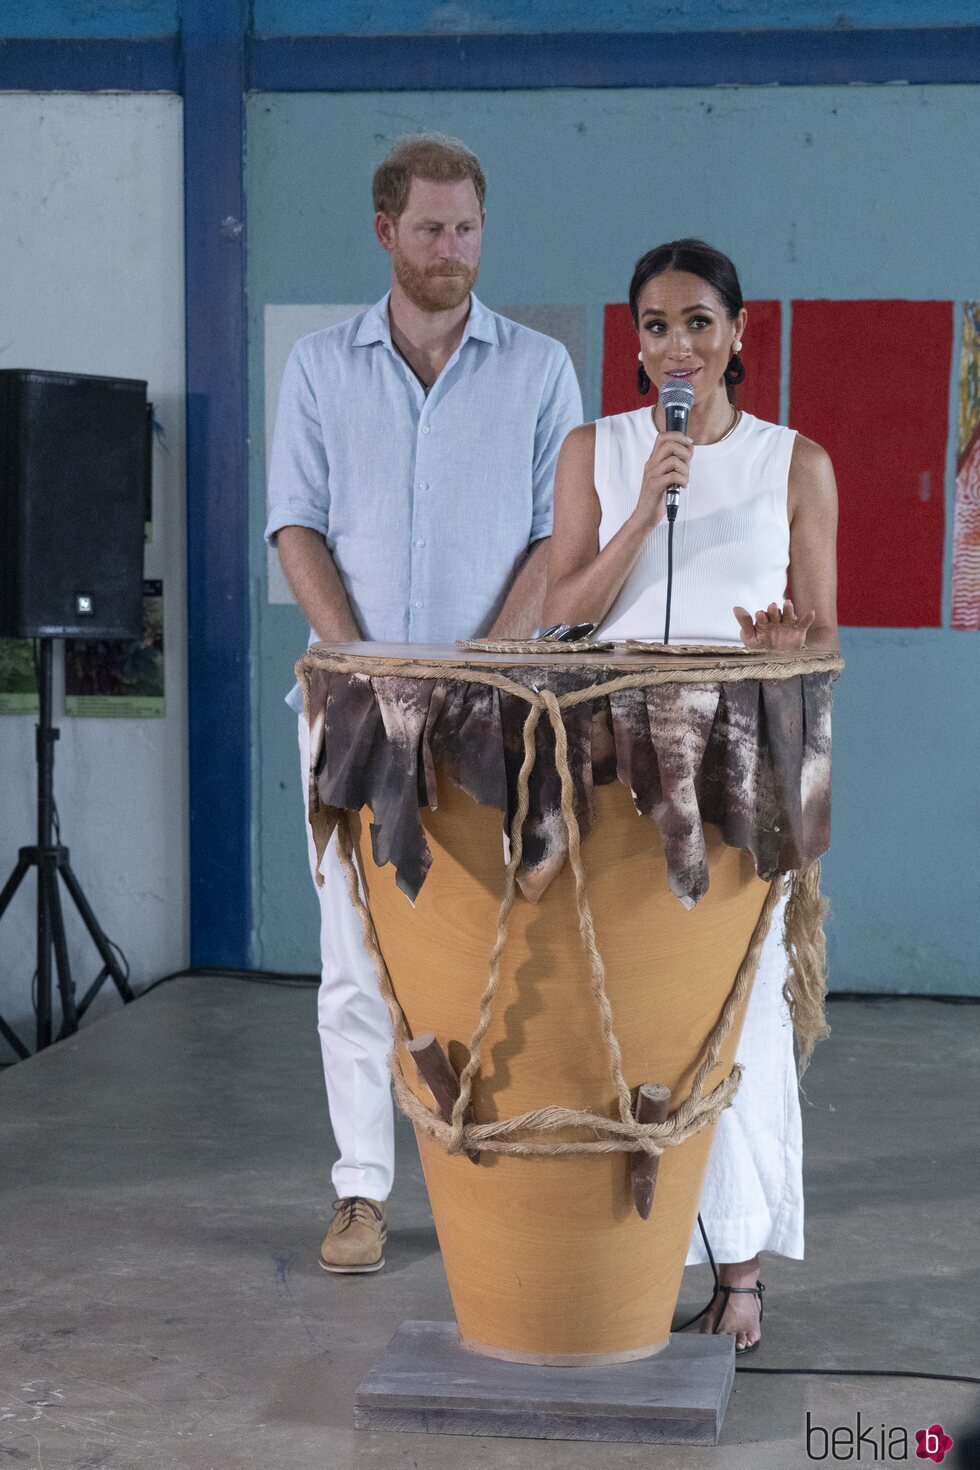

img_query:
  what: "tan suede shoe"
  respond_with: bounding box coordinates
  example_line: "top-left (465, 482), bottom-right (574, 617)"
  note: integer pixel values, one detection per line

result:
top-left (319, 1196), bottom-right (387, 1274)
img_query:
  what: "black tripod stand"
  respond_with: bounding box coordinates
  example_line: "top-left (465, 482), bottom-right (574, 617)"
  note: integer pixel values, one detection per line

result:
top-left (0, 639), bottom-right (134, 1057)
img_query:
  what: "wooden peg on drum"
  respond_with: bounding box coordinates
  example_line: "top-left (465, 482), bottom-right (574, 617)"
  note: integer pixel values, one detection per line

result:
top-left (631, 1083), bottom-right (672, 1220)
top-left (406, 1033), bottom-right (480, 1164)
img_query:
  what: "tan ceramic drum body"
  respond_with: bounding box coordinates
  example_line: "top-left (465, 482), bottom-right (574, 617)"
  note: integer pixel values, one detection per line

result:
top-left (353, 776), bottom-right (771, 1365)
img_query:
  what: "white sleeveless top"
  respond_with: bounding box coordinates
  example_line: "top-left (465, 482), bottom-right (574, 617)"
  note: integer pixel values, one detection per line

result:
top-left (595, 408), bottom-right (795, 643)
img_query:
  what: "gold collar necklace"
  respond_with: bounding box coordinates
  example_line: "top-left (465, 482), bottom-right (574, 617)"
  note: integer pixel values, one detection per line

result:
top-left (716, 405), bottom-right (741, 442)
top-left (655, 404), bottom-right (740, 443)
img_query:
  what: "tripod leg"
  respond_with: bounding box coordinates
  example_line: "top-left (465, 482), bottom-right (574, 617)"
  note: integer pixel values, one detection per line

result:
top-left (76, 965), bottom-right (111, 1016)
top-left (0, 855), bottom-right (36, 1058)
top-left (37, 856), bottom-right (53, 1051)
top-left (33, 639), bottom-right (58, 1049)
top-left (47, 864), bottom-right (79, 1039)
top-left (58, 860), bottom-right (135, 1003)
top-left (0, 1013), bottom-right (30, 1060)
top-left (0, 852), bottom-right (31, 922)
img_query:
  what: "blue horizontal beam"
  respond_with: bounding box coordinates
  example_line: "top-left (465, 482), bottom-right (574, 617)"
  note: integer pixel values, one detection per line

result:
top-left (3, 29), bottom-right (978, 93)
top-left (0, 37), bottom-right (180, 90)
top-left (248, 27), bottom-right (980, 90)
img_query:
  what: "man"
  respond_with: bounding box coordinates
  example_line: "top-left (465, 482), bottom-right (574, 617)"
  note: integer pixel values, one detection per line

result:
top-left (264, 135), bottom-right (582, 1274)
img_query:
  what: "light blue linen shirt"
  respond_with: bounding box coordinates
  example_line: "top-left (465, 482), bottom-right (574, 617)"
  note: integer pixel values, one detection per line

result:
top-left (264, 292), bottom-right (582, 709)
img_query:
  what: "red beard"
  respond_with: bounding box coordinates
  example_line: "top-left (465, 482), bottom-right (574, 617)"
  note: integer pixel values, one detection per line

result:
top-left (391, 252), bottom-right (478, 312)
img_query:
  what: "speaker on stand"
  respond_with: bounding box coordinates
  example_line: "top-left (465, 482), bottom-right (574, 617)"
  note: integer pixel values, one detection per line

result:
top-left (0, 369), bottom-right (150, 1055)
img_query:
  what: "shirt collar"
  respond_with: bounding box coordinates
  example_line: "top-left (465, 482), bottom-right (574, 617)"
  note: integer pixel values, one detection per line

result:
top-left (352, 294), bottom-right (393, 347)
top-left (352, 290), bottom-right (499, 349)
top-left (462, 293), bottom-right (499, 346)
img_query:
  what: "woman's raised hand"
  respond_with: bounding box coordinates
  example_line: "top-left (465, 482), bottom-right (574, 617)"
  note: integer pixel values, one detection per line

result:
top-left (733, 599), bottom-right (816, 651)
top-left (634, 432), bottom-right (693, 530)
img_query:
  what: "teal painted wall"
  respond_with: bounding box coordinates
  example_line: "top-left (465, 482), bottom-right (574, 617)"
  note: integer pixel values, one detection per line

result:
top-left (248, 86), bottom-right (980, 993)
top-left (0, 1), bottom-right (178, 36)
top-left (826, 631), bottom-right (980, 993)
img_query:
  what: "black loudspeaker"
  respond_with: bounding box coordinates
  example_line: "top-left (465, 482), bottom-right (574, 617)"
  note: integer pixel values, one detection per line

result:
top-left (0, 369), bottom-right (148, 640)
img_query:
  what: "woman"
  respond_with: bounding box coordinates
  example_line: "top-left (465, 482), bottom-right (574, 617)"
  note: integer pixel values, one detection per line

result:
top-left (544, 238), bottom-right (839, 1352)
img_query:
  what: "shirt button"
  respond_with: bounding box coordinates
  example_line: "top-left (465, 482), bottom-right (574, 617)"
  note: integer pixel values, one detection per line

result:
top-left (414, 599), bottom-right (423, 609)
top-left (420, 425), bottom-right (430, 435)
top-left (415, 538), bottom-right (426, 548)
top-left (418, 481), bottom-right (429, 491)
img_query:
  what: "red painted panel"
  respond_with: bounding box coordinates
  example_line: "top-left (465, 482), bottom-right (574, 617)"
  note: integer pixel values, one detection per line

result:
top-left (601, 303), bottom-right (646, 417)
top-left (601, 301), bottom-right (781, 421)
top-left (737, 300), bottom-right (781, 423)
top-left (790, 300), bottom-right (952, 628)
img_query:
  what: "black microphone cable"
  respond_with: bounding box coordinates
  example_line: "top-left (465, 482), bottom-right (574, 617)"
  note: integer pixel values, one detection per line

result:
top-left (676, 1214), bottom-right (980, 1387)
top-left (664, 494), bottom-right (679, 645)
top-left (673, 1213), bottom-right (719, 1330)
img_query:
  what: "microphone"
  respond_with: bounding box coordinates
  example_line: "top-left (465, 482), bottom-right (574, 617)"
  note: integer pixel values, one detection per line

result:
top-left (659, 376), bottom-right (695, 524)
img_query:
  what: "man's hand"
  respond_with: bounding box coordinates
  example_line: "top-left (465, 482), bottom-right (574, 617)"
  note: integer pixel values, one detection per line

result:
top-left (733, 599), bottom-right (816, 651)
top-left (488, 539), bottom-right (550, 639)
top-left (276, 526), bottom-right (361, 643)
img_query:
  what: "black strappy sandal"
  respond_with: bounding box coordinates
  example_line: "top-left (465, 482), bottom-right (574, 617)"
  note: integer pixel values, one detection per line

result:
top-left (674, 1216), bottom-right (765, 1354)
top-left (711, 1281), bottom-right (765, 1356)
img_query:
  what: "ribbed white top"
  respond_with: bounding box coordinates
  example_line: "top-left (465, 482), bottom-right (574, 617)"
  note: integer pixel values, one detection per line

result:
top-left (594, 408), bottom-right (795, 643)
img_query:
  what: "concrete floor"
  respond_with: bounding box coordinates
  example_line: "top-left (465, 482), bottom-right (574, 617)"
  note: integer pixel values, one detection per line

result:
top-left (1, 979), bottom-right (978, 1470)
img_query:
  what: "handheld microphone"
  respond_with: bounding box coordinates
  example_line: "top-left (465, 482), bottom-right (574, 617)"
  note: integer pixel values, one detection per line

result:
top-left (659, 377), bottom-right (695, 524)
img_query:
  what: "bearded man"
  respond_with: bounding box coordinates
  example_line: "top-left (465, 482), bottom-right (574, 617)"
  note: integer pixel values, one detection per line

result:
top-left (265, 135), bottom-right (582, 1274)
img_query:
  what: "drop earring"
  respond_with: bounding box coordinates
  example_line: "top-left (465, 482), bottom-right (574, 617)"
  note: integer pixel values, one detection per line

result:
top-left (725, 344), bottom-right (746, 386)
top-left (636, 352), bottom-right (651, 396)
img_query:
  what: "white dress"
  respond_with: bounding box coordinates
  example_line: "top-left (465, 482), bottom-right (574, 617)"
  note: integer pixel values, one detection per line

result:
top-left (594, 407), bottom-right (804, 1263)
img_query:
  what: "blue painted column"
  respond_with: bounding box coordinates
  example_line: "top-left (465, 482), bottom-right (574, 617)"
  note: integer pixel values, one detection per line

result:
top-left (181, 0), bottom-right (251, 966)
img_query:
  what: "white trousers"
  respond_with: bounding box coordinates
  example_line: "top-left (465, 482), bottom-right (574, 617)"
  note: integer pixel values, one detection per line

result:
top-left (300, 711), bottom-right (803, 1248)
top-left (685, 892), bottom-right (805, 1264)
top-left (299, 719), bottom-right (395, 1203)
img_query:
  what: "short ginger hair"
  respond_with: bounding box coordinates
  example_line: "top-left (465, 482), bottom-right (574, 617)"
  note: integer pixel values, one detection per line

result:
top-left (372, 134), bottom-right (486, 220)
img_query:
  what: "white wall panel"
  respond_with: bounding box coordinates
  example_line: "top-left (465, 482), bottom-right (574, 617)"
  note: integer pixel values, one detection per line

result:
top-left (0, 93), bottom-right (187, 1046)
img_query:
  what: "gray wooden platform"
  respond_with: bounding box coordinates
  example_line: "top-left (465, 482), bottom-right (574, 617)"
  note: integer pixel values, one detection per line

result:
top-left (354, 1320), bottom-right (736, 1443)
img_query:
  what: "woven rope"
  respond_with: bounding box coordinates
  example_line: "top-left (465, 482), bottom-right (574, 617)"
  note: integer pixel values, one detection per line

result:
top-left (302, 651), bottom-right (839, 1159)
top-left (299, 651), bottom-right (842, 712)
top-left (455, 637), bottom-right (611, 654)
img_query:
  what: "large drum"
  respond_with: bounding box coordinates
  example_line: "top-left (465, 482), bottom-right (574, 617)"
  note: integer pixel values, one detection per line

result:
top-left (298, 642), bottom-right (841, 1365)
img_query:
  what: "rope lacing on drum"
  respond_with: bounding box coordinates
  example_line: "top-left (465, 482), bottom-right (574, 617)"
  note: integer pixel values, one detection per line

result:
top-left (305, 653), bottom-right (837, 1162)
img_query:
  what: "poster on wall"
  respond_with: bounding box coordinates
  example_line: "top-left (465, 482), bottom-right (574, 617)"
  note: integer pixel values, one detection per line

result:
top-left (953, 302), bottom-right (980, 630)
top-left (0, 640), bottom-right (39, 715)
top-left (64, 580), bottom-right (165, 718)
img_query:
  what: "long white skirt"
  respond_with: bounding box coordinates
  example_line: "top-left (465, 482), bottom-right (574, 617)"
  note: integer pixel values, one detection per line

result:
top-left (685, 894), bottom-right (804, 1264)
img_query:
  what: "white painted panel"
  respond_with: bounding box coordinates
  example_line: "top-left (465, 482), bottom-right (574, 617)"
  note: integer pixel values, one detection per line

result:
top-left (0, 94), bottom-right (187, 1045)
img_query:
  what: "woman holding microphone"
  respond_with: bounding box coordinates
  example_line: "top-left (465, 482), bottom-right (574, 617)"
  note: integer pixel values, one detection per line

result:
top-left (544, 238), bottom-right (839, 1351)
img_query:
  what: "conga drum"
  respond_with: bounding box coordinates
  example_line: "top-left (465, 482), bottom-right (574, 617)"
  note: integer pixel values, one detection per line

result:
top-left (298, 641), bottom-right (841, 1365)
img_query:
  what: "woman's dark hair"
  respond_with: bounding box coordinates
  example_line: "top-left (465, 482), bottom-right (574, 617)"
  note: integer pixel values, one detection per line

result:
top-left (629, 238), bottom-right (746, 402)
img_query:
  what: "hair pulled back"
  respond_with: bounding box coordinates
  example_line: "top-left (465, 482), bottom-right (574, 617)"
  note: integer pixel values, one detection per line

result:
top-left (629, 238), bottom-right (746, 401)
